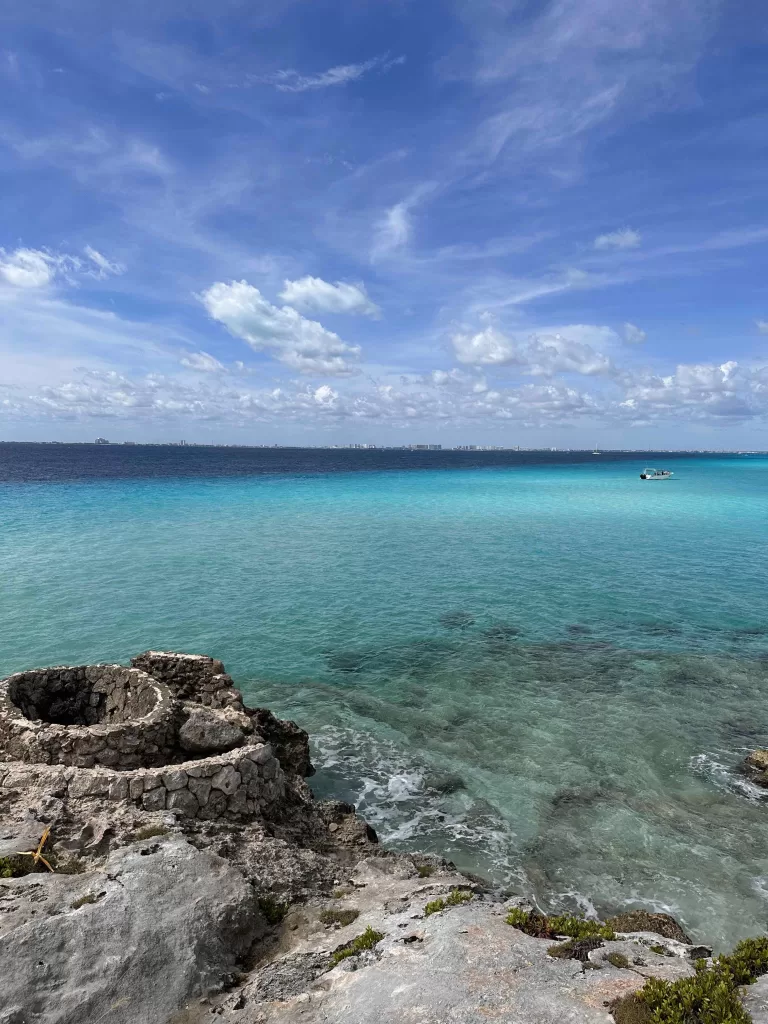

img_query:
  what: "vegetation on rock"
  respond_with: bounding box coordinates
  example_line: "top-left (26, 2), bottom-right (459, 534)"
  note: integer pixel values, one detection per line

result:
top-left (320, 908), bottom-right (360, 927)
top-left (330, 926), bottom-right (385, 967)
top-left (606, 951), bottom-right (631, 969)
top-left (611, 936), bottom-right (768, 1024)
top-left (424, 889), bottom-right (473, 916)
top-left (258, 896), bottom-right (288, 926)
top-left (505, 906), bottom-right (616, 941)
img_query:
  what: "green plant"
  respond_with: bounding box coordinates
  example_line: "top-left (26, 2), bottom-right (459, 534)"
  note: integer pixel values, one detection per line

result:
top-left (606, 952), bottom-right (630, 969)
top-left (447, 888), bottom-right (473, 906)
top-left (133, 825), bottom-right (168, 841)
top-left (330, 926), bottom-right (385, 967)
top-left (425, 889), bottom-right (473, 917)
top-left (70, 893), bottom-right (101, 910)
top-left (320, 908), bottom-right (360, 927)
top-left (424, 898), bottom-right (446, 916)
top-left (505, 907), bottom-right (616, 941)
top-left (258, 896), bottom-right (288, 926)
top-left (417, 865), bottom-right (435, 878)
top-left (650, 944), bottom-right (670, 956)
top-left (332, 888), bottom-right (353, 899)
top-left (610, 936), bottom-right (768, 1024)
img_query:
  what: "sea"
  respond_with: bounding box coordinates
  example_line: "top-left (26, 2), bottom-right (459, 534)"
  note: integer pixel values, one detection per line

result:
top-left (2, 442), bottom-right (768, 949)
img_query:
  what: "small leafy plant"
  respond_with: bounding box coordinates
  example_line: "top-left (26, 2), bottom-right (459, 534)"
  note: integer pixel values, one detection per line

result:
top-left (416, 864), bottom-right (435, 878)
top-left (330, 926), bottom-right (385, 967)
top-left (258, 896), bottom-right (288, 926)
top-left (606, 951), bottom-right (630, 969)
top-left (505, 907), bottom-right (616, 941)
top-left (424, 889), bottom-right (473, 917)
top-left (320, 908), bottom-right (360, 927)
top-left (610, 936), bottom-right (768, 1024)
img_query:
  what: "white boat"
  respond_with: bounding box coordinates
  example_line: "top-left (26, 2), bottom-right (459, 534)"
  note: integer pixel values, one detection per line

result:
top-left (639, 467), bottom-right (673, 480)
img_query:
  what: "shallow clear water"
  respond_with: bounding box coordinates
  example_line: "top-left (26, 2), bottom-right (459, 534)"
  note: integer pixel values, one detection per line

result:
top-left (2, 448), bottom-right (768, 948)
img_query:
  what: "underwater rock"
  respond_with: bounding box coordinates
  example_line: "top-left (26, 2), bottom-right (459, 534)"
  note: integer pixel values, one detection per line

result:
top-left (439, 611), bottom-right (475, 629)
top-left (424, 771), bottom-right (466, 795)
top-left (566, 624), bottom-right (592, 636)
top-left (325, 651), bottom-right (368, 673)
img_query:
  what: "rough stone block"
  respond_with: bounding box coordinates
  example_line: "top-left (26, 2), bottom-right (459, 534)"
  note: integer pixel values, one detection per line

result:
top-left (187, 777), bottom-right (212, 806)
top-left (161, 769), bottom-right (188, 792)
top-left (211, 765), bottom-right (240, 796)
top-left (167, 789), bottom-right (199, 817)
top-left (142, 787), bottom-right (166, 811)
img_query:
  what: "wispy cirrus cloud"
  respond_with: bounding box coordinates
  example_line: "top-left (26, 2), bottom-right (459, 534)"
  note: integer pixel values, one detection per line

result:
top-left (260, 53), bottom-right (404, 93)
top-left (594, 228), bottom-right (642, 251)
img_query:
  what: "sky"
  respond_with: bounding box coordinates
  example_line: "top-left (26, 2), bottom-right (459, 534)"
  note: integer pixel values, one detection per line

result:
top-left (1, 0), bottom-right (768, 448)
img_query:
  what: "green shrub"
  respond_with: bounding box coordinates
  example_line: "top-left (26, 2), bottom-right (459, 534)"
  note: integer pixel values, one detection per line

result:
top-left (70, 893), bottom-right (101, 910)
top-left (417, 864), bottom-right (435, 878)
top-left (332, 888), bottom-right (353, 899)
top-left (425, 889), bottom-right (472, 917)
top-left (610, 936), bottom-right (768, 1024)
top-left (606, 951), bottom-right (630, 969)
top-left (258, 896), bottom-right (288, 926)
top-left (424, 898), bottom-right (446, 916)
top-left (320, 908), bottom-right (360, 927)
top-left (330, 926), bottom-right (385, 967)
top-left (505, 907), bottom-right (615, 941)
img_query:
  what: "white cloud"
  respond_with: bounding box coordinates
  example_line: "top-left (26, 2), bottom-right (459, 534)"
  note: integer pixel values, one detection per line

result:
top-left (594, 228), bottom-right (642, 251)
top-left (373, 201), bottom-right (412, 258)
top-left (0, 248), bottom-right (59, 288)
top-left (262, 53), bottom-right (404, 93)
top-left (278, 276), bottom-right (380, 317)
top-left (84, 246), bottom-right (125, 279)
top-left (180, 350), bottom-right (225, 372)
top-left (452, 324), bottom-right (614, 376)
top-left (756, 320), bottom-right (768, 335)
top-left (623, 322), bottom-right (647, 344)
top-left (201, 280), bottom-right (361, 375)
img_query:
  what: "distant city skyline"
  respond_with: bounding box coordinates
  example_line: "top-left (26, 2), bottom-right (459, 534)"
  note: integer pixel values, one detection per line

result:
top-left (2, 1), bottom-right (768, 447)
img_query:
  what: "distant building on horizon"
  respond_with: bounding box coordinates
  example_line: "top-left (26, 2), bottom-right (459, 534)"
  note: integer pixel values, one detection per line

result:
top-left (409, 444), bottom-right (442, 451)
top-left (94, 437), bottom-right (109, 445)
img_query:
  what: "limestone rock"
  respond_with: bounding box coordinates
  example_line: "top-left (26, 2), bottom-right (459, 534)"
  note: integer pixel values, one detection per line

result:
top-left (605, 910), bottom-right (691, 943)
top-left (744, 749), bottom-right (768, 786)
top-left (0, 837), bottom-right (263, 1024)
top-left (179, 709), bottom-right (245, 755)
top-left (249, 708), bottom-right (314, 777)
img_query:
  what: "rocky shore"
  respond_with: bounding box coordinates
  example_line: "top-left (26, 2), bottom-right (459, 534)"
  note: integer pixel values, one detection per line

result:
top-left (1, 652), bottom-right (767, 1024)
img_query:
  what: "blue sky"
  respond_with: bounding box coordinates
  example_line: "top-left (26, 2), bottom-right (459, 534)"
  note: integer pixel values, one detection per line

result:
top-left (1, 0), bottom-right (767, 447)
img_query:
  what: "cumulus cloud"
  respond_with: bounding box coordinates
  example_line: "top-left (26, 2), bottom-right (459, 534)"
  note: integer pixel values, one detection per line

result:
top-left (452, 325), bottom-right (613, 376)
top-left (623, 322), bottom-right (647, 344)
top-left (278, 276), bottom-right (380, 317)
top-left (0, 248), bottom-right (62, 288)
top-left (618, 361), bottom-right (763, 423)
top-left (594, 228), bottom-right (642, 251)
top-left (180, 350), bottom-right (225, 373)
top-left (201, 280), bottom-right (361, 375)
top-left (261, 53), bottom-right (404, 93)
top-left (756, 320), bottom-right (768, 335)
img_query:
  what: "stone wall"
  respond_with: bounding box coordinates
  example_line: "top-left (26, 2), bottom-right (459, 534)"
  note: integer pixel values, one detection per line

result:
top-left (131, 651), bottom-right (245, 712)
top-left (0, 741), bottom-right (285, 820)
top-left (0, 665), bottom-right (177, 769)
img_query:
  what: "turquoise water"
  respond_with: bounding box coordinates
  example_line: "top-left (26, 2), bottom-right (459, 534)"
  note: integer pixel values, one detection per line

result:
top-left (3, 453), bottom-right (768, 947)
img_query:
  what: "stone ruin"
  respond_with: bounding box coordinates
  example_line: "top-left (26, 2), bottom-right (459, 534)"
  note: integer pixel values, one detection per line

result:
top-left (0, 651), bottom-right (312, 823)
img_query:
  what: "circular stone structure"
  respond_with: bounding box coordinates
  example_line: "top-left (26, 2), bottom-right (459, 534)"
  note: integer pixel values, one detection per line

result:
top-left (0, 664), bottom-right (176, 768)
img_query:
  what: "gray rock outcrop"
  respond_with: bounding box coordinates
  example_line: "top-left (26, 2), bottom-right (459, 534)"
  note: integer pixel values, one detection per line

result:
top-left (0, 838), bottom-right (262, 1024)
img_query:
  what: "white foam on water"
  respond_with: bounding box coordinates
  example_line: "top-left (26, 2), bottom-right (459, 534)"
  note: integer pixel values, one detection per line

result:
top-left (689, 752), bottom-right (767, 801)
